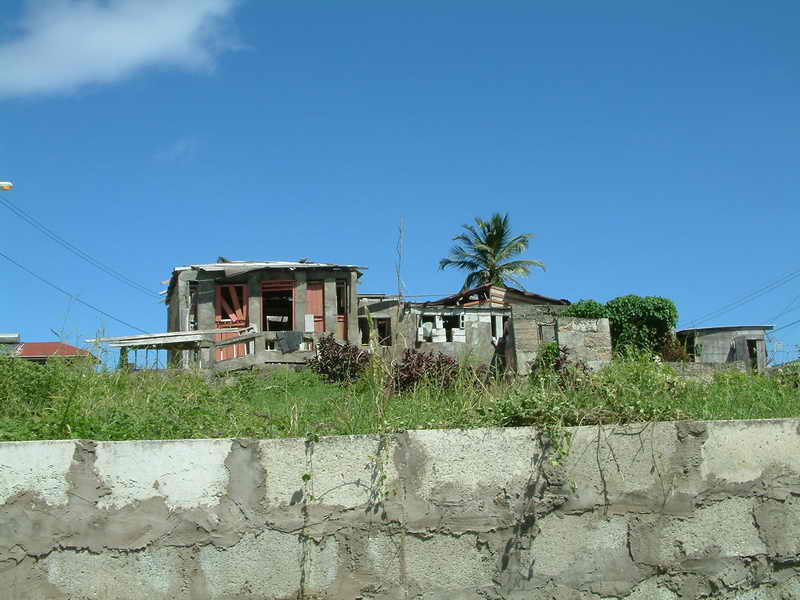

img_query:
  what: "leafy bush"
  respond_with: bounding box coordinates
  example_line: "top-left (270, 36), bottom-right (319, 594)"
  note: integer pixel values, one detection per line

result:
top-left (306, 334), bottom-right (370, 383)
top-left (561, 299), bottom-right (607, 319)
top-left (563, 295), bottom-right (678, 355)
top-left (605, 295), bottom-right (678, 354)
top-left (393, 349), bottom-right (460, 392)
top-left (0, 355), bottom-right (62, 404)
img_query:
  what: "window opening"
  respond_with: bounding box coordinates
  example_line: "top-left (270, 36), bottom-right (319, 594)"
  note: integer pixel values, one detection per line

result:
top-left (263, 286), bottom-right (293, 332)
top-left (442, 315), bottom-right (462, 342)
top-left (188, 282), bottom-right (198, 331)
top-left (215, 284), bottom-right (248, 361)
top-left (747, 339), bottom-right (759, 372)
top-left (359, 317), bottom-right (392, 346)
top-left (359, 318), bottom-right (370, 345)
top-left (418, 315), bottom-right (437, 342)
top-left (217, 285), bottom-right (246, 324)
top-left (336, 281), bottom-right (348, 314)
top-left (376, 318), bottom-right (392, 346)
top-left (539, 323), bottom-right (556, 344)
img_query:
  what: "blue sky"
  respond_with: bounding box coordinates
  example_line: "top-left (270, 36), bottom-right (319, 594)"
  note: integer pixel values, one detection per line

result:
top-left (1, 1), bottom-right (798, 363)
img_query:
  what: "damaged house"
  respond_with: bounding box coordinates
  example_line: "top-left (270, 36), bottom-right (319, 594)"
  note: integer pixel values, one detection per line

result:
top-left (96, 260), bottom-right (364, 370)
top-left (675, 325), bottom-right (773, 372)
top-left (359, 284), bottom-right (613, 373)
top-left (96, 260), bottom-right (611, 374)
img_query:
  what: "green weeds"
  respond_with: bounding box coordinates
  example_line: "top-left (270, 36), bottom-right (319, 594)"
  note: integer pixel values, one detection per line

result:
top-left (0, 352), bottom-right (798, 442)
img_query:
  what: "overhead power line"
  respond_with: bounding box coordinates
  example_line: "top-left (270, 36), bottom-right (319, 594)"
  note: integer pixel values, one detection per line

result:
top-left (0, 249), bottom-right (149, 334)
top-left (766, 290), bottom-right (800, 324)
top-left (769, 316), bottom-right (800, 336)
top-left (685, 266), bottom-right (800, 328)
top-left (0, 192), bottom-right (160, 299)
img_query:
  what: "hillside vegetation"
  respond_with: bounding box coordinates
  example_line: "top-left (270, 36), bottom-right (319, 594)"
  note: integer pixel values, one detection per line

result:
top-left (1, 349), bottom-right (798, 442)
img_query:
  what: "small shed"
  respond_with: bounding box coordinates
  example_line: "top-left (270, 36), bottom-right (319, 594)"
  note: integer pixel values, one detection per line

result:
top-left (676, 325), bottom-right (773, 372)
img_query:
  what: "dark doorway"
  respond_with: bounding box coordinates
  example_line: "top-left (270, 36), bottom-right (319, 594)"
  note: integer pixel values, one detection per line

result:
top-left (263, 286), bottom-right (293, 332)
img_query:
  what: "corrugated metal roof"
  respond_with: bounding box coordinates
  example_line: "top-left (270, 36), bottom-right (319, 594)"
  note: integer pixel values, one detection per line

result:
top-left (676, 325), bottom-right (774, 334)
top-left (0, 333), bottom-right (20, 344)
top-left (174, 261), bottom-right (367, 272)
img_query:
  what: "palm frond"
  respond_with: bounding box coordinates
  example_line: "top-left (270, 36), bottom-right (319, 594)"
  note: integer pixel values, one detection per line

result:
top-left (500, 259), bottom-right (545, 273)
top-left (439, 213), bottom-right (541, 291)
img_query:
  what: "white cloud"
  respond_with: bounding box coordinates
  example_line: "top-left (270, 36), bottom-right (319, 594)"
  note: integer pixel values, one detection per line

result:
top-left (0, 0), bottom-right (240, 99)
top-left (155, 137), bottom-right (200, 162)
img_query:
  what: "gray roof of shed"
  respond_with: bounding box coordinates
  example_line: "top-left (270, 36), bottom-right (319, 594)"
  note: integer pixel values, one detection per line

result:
top-left (676, 325), bottom-right (774, 334)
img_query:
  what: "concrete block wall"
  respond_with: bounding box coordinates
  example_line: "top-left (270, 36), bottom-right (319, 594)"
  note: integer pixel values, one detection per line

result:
top-left (1, 420), bottom-right (800, 599)
top-left (557, 317), bottom-right (613, 369)
top-left (665, 361), bottom-right (748, 382)
top-left (510, 315), bottom-right (612, 374)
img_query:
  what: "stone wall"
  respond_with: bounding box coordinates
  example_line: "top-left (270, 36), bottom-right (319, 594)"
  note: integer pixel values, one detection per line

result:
top-left (665, 360), bottom-right (748, 382)
top-left (556, 317), bottom-right (613, 370)
top-left (509, 313), bottom-right (612, 374)
top-left (2, 419), bottom-right (800, 599)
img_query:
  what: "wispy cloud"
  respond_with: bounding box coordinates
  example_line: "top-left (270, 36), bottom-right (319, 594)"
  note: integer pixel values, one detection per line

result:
top-left (155, 137), bottom-right (200, 162)
top-left (0, 0), bottom-right (240, 99)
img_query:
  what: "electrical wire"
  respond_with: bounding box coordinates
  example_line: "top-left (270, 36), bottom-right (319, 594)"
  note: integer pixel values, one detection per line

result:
top-left (684, 266), bottom-right (800, 328)
top-left (769, 316), bottom-right (800, 336)
top-left (766, 290), bottom-right (800, 324)
top-left (0, 249), bottom-right (149, 334)
top-left (0, 192), bottom-right (160, 299)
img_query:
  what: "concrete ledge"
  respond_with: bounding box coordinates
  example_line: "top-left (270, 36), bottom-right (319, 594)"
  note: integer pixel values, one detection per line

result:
top-left (0, 419), bottom-right (799, 598)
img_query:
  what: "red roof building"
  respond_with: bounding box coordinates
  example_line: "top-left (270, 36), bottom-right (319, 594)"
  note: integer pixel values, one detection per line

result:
top-left (14, 342), bottom-right (94, 363)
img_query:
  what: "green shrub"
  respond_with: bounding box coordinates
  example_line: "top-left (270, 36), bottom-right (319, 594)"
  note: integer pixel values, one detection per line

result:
top-left (561, 299), bottom-right (607, 319)
top-left (563, 295), bottom-right (678, 355)
top-left (605, 295), bottom-right (678, 354)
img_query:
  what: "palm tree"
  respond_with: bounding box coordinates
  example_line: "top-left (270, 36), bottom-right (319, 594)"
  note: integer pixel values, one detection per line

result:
top-left (438, 213), bottom-right (544, 290)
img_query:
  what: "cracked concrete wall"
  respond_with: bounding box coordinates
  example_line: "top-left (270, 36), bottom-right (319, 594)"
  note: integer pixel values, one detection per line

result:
top-left (1, 420), bottom-right (800, 599)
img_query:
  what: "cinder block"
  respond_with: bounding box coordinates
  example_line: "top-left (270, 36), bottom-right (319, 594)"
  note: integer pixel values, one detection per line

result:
top-left (44, 548), bottom-right (181, 599)
top-left (0, 441), bottom-right (75, 506)
top-left (631, 497), bottom-right (766, 567)
top-left (404, 534), bottom-right (494, 591)
top-left (402, 428), bottom-right (541, 505)
top-left (701, 420), bottom-right (800, 486)
top-left (561, 422), bottom-right (683, 512)
top-left (260, 434), bottom-right (398, 508)
top-left (365, 533), bottom-right (403, 587)
top-left (94, 439), bottom-right (232, 510)
top-left (624, 577), bottom-right (678, 599)
top-left (754, 496), bottom-right (800, 557)
top-left (528, 513), bottom-right (641, 597)
top-left (200, 531), bottom-right (337, 599)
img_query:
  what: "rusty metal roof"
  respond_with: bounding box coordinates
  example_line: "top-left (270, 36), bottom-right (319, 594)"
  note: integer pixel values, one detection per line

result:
top-left (415, 284), bottom-right (570, 308)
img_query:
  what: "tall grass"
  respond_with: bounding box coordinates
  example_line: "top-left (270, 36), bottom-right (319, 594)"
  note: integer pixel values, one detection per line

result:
top-left (0, 352), bottom-right (798, 442)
